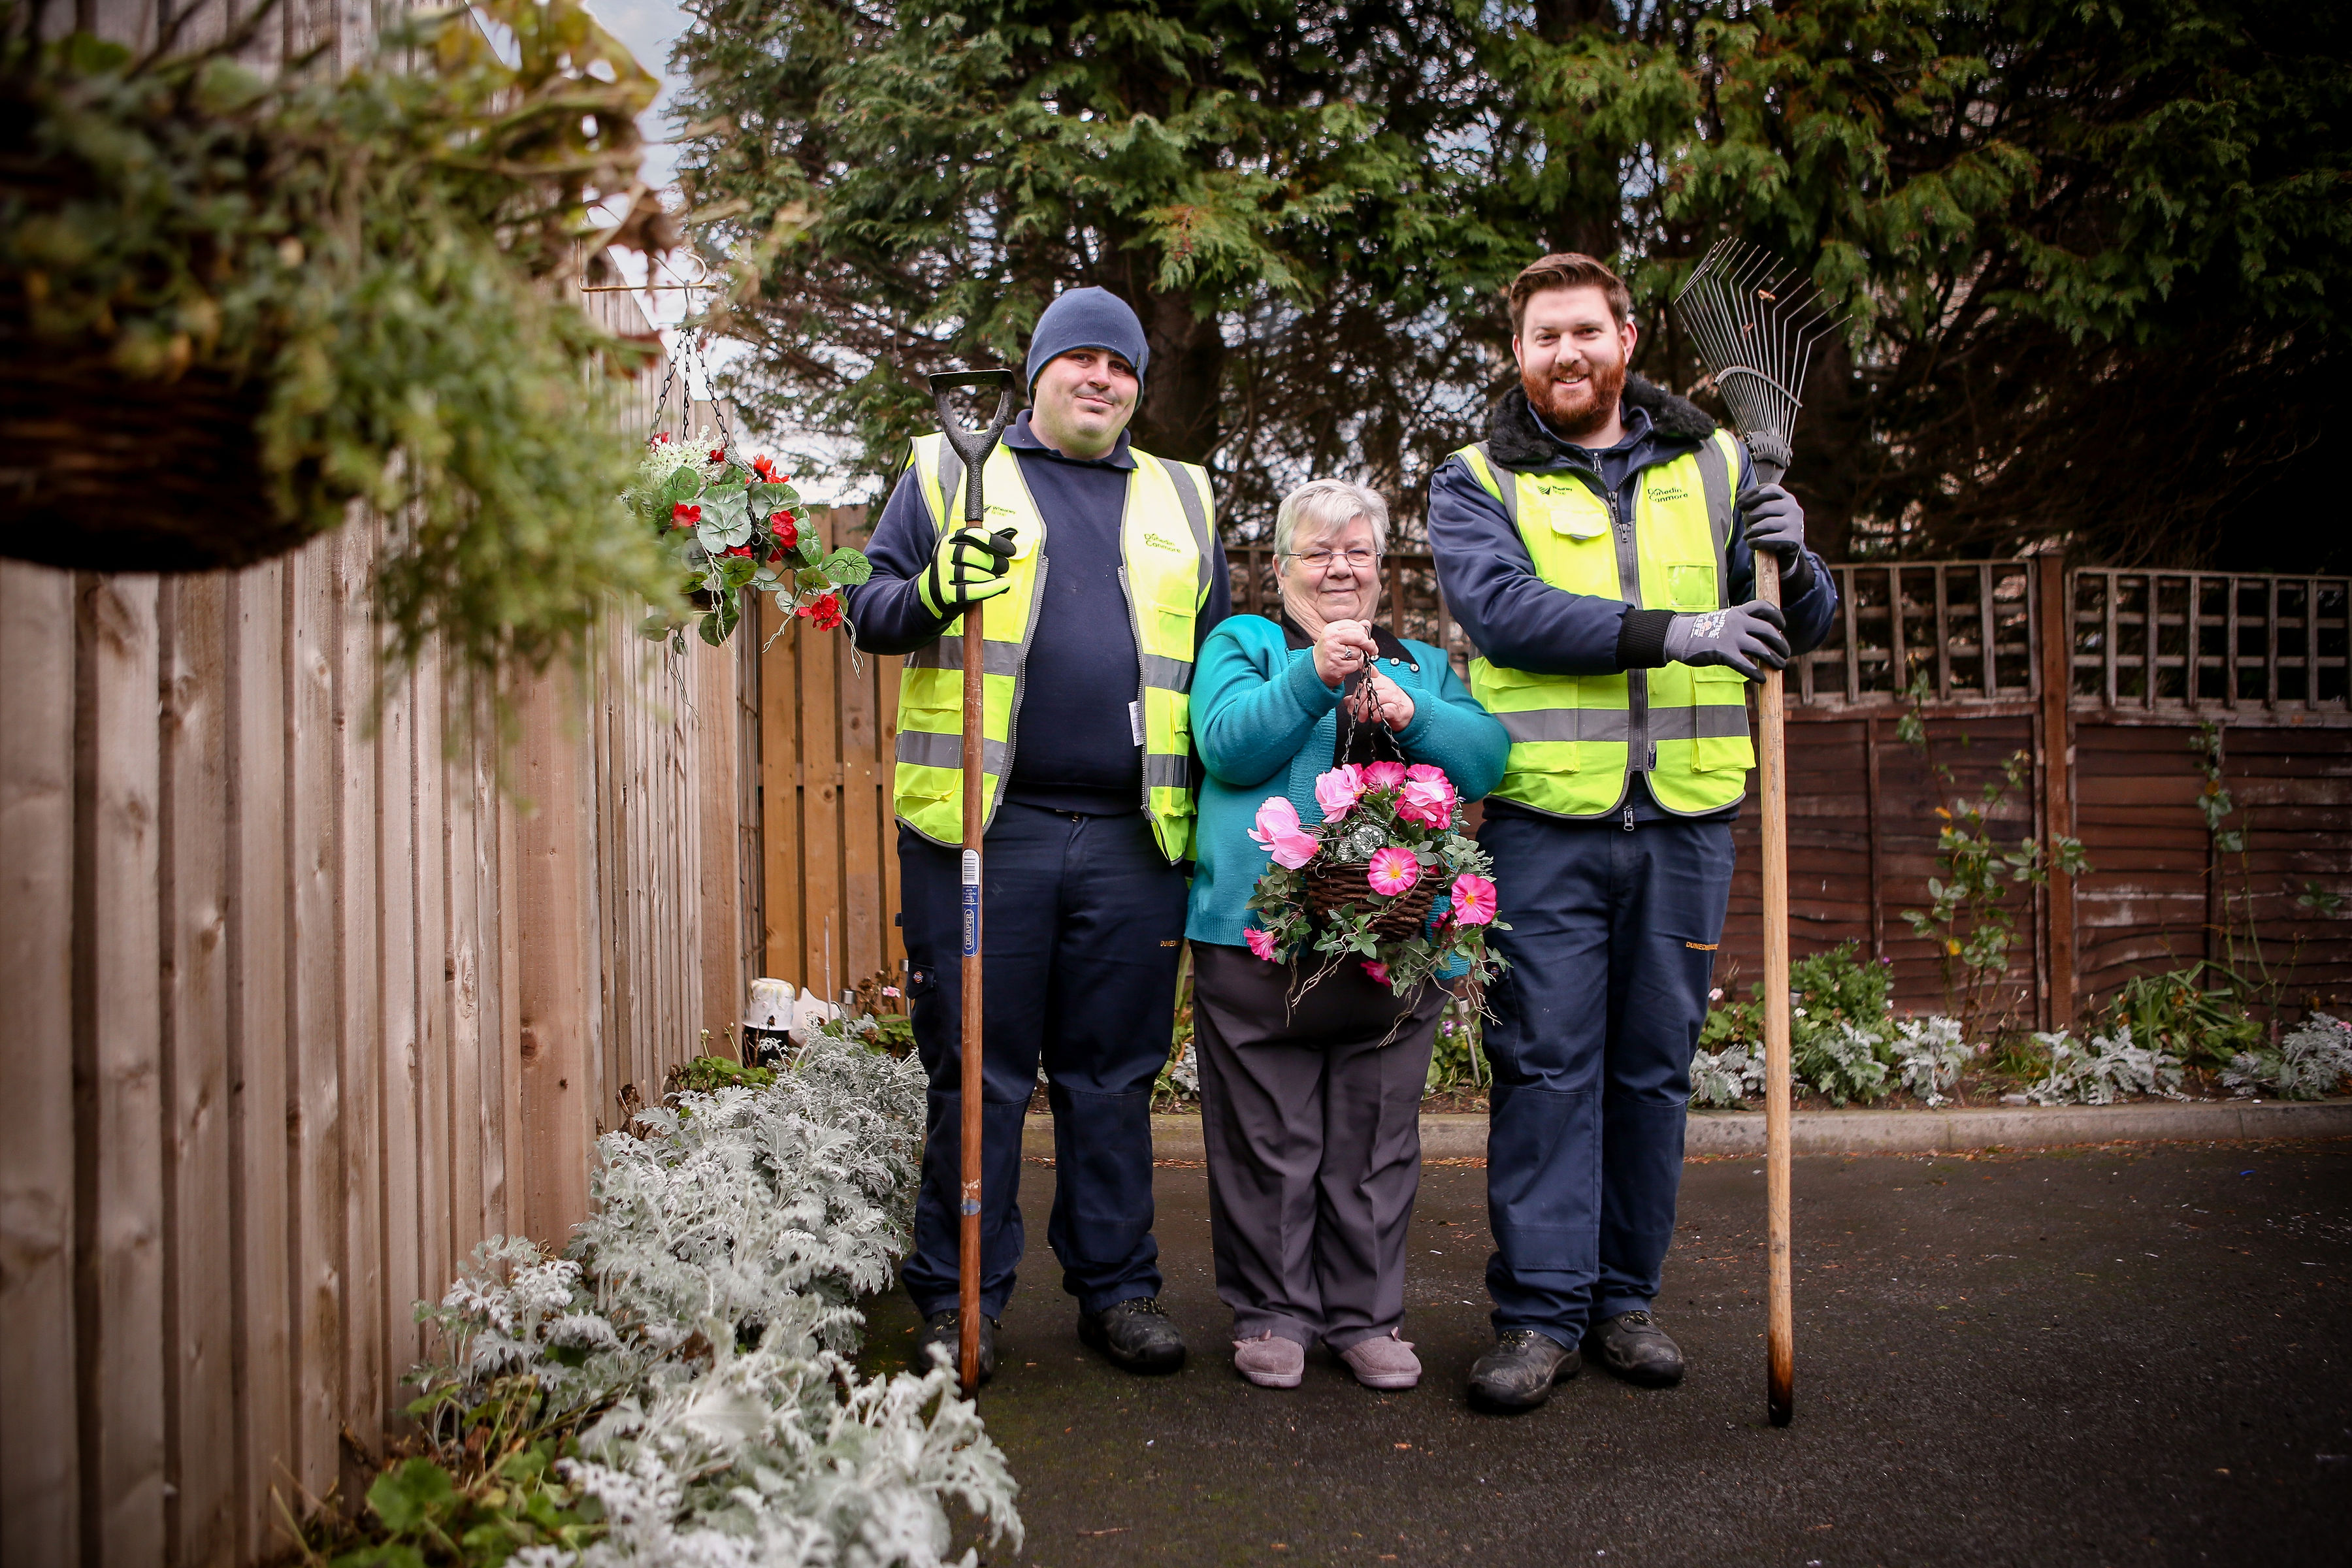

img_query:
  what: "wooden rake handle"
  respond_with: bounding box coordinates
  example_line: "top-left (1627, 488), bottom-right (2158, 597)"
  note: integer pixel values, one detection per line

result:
top-left (1754, 548), bottom-right (1795, 1428)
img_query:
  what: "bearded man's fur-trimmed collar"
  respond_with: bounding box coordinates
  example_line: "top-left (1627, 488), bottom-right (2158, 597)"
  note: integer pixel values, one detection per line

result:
top-left (1484, 375), bottom-right (1718, 469)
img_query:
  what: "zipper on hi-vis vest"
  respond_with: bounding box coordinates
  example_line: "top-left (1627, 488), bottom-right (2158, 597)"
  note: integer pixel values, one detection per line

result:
top-left (1609, 485), bottom-right (1652, 831)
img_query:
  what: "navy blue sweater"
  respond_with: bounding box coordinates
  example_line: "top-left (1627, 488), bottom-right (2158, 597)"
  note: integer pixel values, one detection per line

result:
top-left (846, 412), bottom-right (1233, 815)
top-left (1427, 381), bottom-right (1838, 822)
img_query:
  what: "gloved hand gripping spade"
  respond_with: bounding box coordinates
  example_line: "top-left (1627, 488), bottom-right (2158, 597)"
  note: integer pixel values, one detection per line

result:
top-left (926, 368), bottom-right (1017, 1397)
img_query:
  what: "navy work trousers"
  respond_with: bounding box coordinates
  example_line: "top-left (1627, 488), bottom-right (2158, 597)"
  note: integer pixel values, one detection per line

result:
top-left (897, 803), bottom-right (1187, 1321)
top-left (1477, 809), bottom-right (1735, 1345)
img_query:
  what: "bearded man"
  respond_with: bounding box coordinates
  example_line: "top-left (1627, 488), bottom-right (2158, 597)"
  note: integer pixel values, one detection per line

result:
top-left (1427, 253), bottom-right (1837, 1410)
top-left (848, 287), bottom-right (1229, 1382)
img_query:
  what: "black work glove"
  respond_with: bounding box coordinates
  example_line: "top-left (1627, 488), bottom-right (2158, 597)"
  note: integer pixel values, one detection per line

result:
top-left (1661, 600), bottom-right (1790, 681)
top-left (1742, 483), bottom-right (1814, 592)
top-left (917, 525), bottom-right (1017, 619)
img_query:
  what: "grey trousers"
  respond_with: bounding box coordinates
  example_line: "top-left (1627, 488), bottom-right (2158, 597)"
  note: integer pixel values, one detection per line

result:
top-left (1191, 941), bottom-right (1445, 1352)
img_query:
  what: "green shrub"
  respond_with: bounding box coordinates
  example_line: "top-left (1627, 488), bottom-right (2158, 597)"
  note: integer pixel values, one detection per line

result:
top-left (2099, 962), bottom-right (2266, 1069)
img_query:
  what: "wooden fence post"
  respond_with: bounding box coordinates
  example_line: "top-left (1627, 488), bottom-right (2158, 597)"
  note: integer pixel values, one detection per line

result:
top-left (2036, 551), bottom-right (2079, 1030)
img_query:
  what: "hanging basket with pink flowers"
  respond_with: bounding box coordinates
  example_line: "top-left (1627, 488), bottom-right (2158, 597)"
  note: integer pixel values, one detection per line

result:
top-left (1243, 760), bottom-right (1508, 1002)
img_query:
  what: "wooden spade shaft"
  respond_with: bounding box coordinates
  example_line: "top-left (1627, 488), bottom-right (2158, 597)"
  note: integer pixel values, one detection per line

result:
top-left (960, 600), bottom-right (986, 1392)
top-left (1754, 551), bottom-right (1795, 1428)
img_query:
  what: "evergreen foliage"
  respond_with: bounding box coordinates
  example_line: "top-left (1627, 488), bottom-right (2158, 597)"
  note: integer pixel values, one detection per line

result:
top-left (674, 0), bottom-right (2349, 568)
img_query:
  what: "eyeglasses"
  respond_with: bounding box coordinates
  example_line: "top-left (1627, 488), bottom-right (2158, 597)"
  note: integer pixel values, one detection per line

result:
top-left (1282, 547), bottom-right (1380, 572)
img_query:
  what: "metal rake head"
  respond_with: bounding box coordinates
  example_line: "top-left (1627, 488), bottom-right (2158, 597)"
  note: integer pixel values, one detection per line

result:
top-left (1672, 240), bottom-right (1846, 485)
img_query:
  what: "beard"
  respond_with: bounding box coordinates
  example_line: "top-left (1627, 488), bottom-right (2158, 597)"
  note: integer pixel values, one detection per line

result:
top-left (1523, 353), bottom-right (1628, 442)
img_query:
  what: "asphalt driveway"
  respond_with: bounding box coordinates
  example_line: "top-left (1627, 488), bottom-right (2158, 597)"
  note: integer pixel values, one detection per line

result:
top-left (861, 1139), bottom-right (2352, 1567)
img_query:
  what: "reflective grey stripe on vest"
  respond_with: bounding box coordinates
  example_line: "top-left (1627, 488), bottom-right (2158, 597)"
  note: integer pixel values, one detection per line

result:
top-left (1473, 442), bottom-right (1520, 529)
top-left (1140, 652), bottom-right (1192, 693)
top-left (1500, 704), bottom-right (1750, 745)
top-left (934, 440), bottom-right (965, 531)
top-left (896, 728), bottom-right (1010, 774)
top-left (1143, 753), bottom-right (1194, 789)
top-left (1694, 434), bottom-right (1734, 592)
top-left (906, 638), bottom-right (1022, 677)
top-left (1159, 457), bottom-right (1215, 606)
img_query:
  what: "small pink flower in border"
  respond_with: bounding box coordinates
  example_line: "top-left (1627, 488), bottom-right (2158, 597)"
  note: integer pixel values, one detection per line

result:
top-left (1363, 760), bottom-right (1408, 792)
top-left (882, 985), bottom-right (901, 998)
top-left (1245, 926), bottom-right (1279, 962)
top-left (1361, 960), bottom-right (1391, 985)
top-left (1448, 872), bottom-right (1497, 926)
top-left (1314, 764), bottom-right (1365, 821)
top-left (1248, 795), bottom-right (1320, 870)
top-left (1366, 846), bottom-right (1422, 896)
top-left (1405, 762), bottom-right (1446, 783)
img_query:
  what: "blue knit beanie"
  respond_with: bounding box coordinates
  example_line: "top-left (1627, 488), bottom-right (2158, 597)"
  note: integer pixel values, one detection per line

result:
top-left (1024, 287), bottom-right (1150, 395)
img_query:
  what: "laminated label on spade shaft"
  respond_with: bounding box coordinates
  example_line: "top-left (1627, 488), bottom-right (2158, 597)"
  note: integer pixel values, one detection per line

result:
top-left (960, 849), bottom-right (981, 956)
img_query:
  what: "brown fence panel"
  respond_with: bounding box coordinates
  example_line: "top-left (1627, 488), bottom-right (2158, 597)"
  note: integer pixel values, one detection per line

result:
top-left (0, 304), bottom-right (758, 1560)
top-left (756, 513), bottom-right (907, 1005)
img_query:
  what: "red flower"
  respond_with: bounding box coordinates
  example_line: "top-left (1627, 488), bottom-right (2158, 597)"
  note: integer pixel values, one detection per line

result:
top-left (709, 448), bottom-right (725, 463)
top-left (726, 544), bottom-right (754, 557)
top-left (797, 592), bottom-right (844, 630)
top-left (772, 515), bottom-right (798, 549)
top-left (751, 454), bottom-right (779, 482)
top-left (671, 502), bottom-right (701, 528)
top-left (650, 432), bottom-right (670, 445)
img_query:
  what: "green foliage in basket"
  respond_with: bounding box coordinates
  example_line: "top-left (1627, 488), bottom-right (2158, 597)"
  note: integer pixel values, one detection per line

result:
top-left (1, 0), bottom-right (682, 693)
top-left (621, 431), bottom-right (871, 649)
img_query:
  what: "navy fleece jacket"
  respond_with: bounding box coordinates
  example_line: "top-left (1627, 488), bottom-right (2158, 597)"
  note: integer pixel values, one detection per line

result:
top-left (1427, 380), bottom-right (1838, 821)
top-left (845, 411), bottom-right (1233, 815)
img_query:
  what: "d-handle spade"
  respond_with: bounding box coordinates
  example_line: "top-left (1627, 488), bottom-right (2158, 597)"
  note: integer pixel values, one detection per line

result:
top-left (924, 368), bottom-right (1018, 1397)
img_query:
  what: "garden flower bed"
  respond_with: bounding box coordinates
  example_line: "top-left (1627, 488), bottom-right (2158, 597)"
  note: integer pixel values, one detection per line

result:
top-left (305, 1031), bottom-right (1020, 1567)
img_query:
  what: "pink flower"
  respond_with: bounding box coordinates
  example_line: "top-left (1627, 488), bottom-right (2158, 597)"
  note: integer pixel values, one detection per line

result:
top-left (1247, 796), bottom-right (1321, 870)
top-left (1361, 960), bottom-right (1390, 985)
top-left (1396, 776), bottom-right (1456, 828)
top-left (1245, 927), bottom-right (1279, 962)
top-left (1366, 846), bottom-right (1422, 896)
top-left (1406, 762), bottom-right (1446, 783)
top-left (1314, 764), bottom-right (1365, 821)
top-left (1363, 760), bottom-right (1408, 793)
top-left (1449, 872), bottom-right (1497, 926)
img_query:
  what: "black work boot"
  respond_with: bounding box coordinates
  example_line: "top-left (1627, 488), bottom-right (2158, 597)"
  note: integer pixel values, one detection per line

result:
top-left (1077, 1297), bottom-right (1186, 1374)
top-left (1584, 1309), bottom-right (1685, 1387)
top-left (1467, 1329), bottom-right (1581, 1412)
top-left (914, 1309), bottom-right (999, 1383)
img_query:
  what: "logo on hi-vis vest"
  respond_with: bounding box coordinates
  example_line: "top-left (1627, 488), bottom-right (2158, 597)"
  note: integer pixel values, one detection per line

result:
top-left (1646, 483), bottom-right (1690, 504)
top-left (1143, 531), bottom-right (1185, 552)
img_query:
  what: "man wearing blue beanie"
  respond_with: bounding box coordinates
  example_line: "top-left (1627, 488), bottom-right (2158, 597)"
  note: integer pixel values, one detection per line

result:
top-left (848, 286), bottom-right (1230, 1382)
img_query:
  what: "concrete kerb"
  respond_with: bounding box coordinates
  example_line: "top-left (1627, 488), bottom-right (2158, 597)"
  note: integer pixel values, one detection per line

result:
top-left (1019, 1100), bottom-right (2352, 1161)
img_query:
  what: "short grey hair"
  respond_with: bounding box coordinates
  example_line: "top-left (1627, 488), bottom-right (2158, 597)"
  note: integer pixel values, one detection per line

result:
top-left (1273, 478), bottom-right (1390, 559)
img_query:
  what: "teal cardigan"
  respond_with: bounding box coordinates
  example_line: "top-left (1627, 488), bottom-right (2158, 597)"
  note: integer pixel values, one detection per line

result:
top-left (1184, 613), bottom-right (1511, 949)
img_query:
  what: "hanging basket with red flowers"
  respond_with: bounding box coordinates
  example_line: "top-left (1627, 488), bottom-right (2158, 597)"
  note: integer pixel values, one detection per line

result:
top-left (623, 429), bottom-right (870, 649)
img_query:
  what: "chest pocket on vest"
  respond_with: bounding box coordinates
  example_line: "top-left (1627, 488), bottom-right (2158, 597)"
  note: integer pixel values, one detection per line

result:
top-left (1665, 564), bottom-right (1718, 612)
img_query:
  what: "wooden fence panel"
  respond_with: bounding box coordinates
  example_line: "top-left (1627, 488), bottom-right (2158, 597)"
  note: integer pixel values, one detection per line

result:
top-left (0, 295), bottom-right (762, 1560)
top-left (754, 523), bottom-right (907, 1005)
top-left (764, 552), bottom-right (2347, 1032)
top-left (0, 564), bottom-right (80, 1567)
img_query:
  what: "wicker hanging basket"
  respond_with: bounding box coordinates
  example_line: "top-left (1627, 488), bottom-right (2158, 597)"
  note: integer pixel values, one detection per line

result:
top-left (1305, 859), bottom-right (1439, 939)
top-left (1, 248), bottom-right (303, 573)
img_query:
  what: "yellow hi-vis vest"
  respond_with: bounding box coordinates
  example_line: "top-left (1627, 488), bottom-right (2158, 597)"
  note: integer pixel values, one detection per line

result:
top-left (1458, 430), bottom-right (1752, 819)
top-left (892, 431), bottom-right (1215, 862)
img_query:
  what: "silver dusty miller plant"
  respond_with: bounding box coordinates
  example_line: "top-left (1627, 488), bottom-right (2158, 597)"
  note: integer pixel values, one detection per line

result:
top-left (2223, 1011), bottom-right (2352, 1101)
top-left (2023, 1024), bottom-right (2188, 1106)
top-left (415, 1034), bottom-right (1021, 1567)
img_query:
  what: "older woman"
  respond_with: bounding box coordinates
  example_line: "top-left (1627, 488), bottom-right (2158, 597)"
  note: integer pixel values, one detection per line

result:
top-left (1185, 479), bottom-right (1509, 1391)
